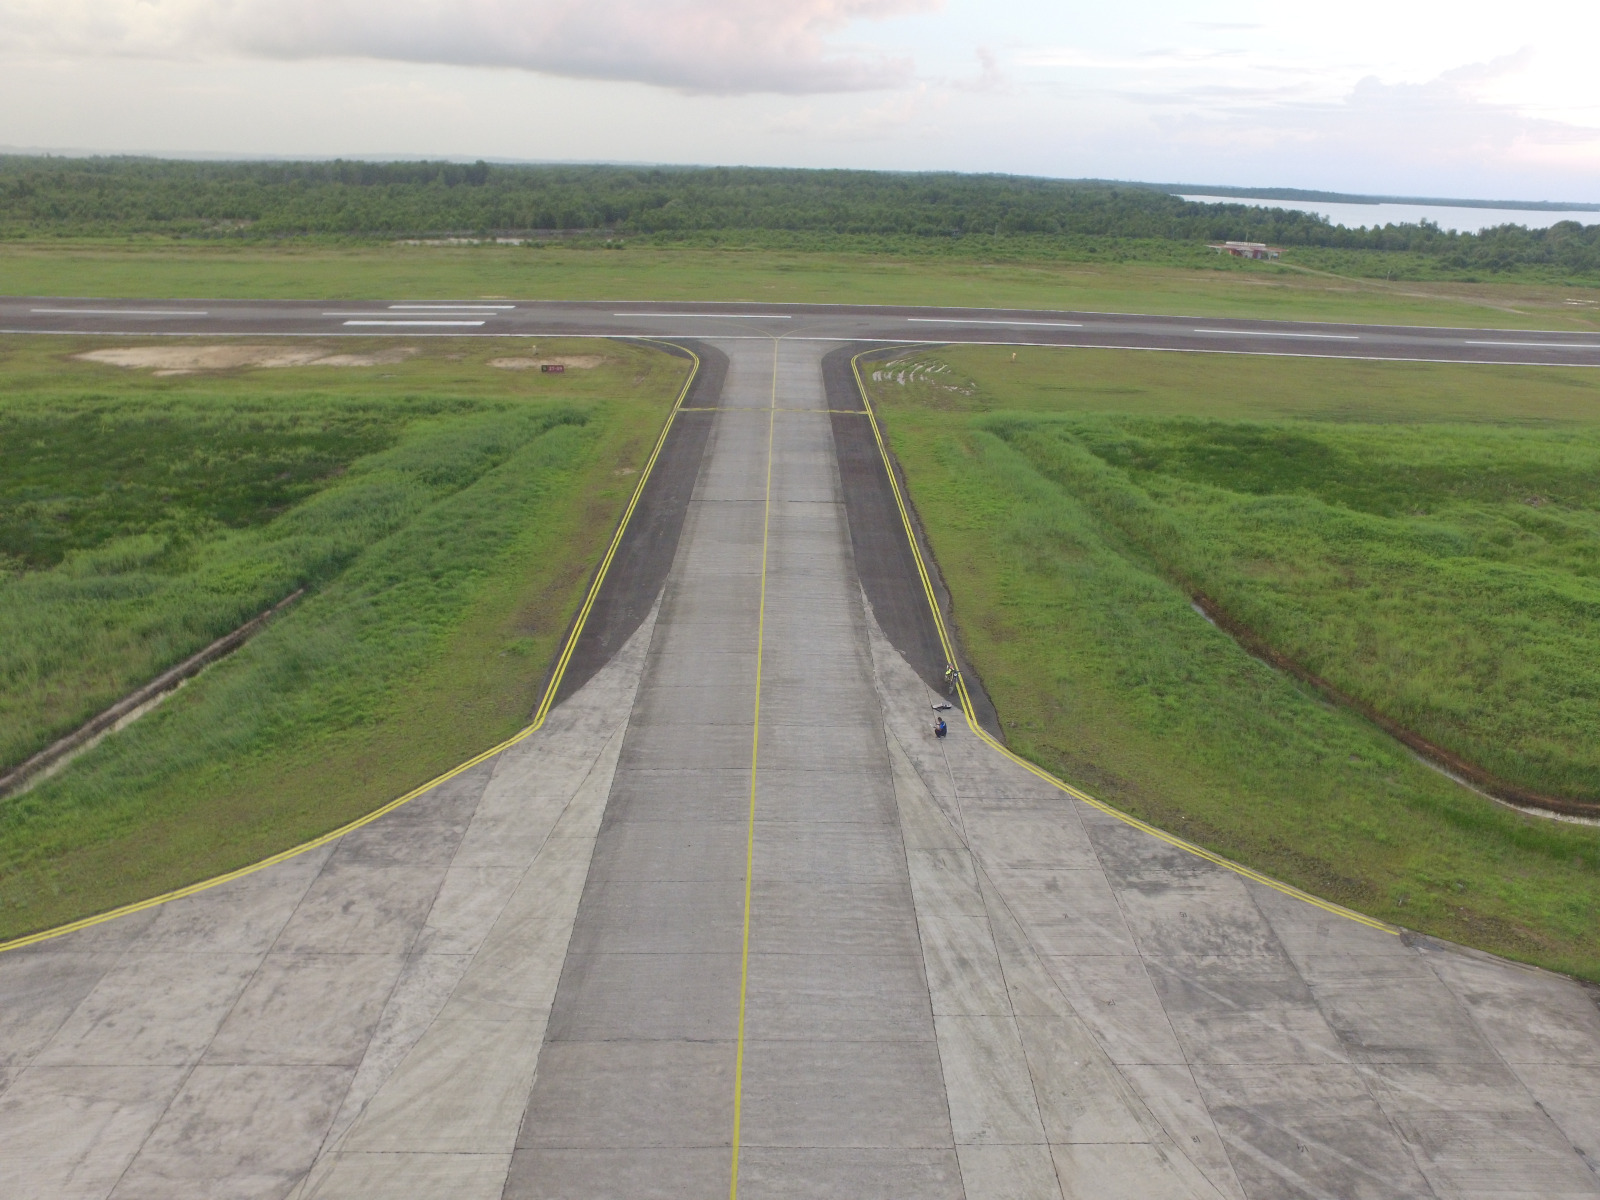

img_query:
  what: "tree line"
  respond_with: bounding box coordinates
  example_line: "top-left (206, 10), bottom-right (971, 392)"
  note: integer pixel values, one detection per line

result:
top-left (1, 157), bottom-right (1595, 278)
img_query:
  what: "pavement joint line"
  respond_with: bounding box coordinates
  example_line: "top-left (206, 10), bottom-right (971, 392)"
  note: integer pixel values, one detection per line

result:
top-left (0, 338), bottom-right (702, 957)
top-left (729, 337), bottom-right (779, 1200)
top-left (848, 349), bottom-right (1399, 936)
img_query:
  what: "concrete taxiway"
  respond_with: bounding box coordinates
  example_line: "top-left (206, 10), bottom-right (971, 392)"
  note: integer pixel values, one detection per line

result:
top-left (1, 336), bottom-right (1598, 1199)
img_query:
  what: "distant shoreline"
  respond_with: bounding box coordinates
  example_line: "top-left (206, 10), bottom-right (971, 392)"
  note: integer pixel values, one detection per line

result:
top-left (1156, 184), bottom-right (1600, 211)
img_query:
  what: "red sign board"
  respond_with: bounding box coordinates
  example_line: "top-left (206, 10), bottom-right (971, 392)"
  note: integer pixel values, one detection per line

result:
top-left (541, 363), bottom-right (565, 374)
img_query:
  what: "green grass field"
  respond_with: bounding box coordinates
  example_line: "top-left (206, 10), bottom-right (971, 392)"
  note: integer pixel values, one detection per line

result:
top-left (0, 335), bottom-right (688, 938)
top-left (5, 239), bottom-right (1599, 332)
top-left (867, 347), bottom-right (1600, 980)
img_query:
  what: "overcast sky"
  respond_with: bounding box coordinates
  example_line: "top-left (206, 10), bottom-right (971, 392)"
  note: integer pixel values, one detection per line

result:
top-left (1, 0), bottom-right (1596, 201)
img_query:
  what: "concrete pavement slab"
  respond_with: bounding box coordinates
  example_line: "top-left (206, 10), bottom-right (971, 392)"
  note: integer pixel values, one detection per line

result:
top-left (741, 950), bottom-right (934, 1041)
top-left (1142, 953), bottom-right (1354, 1066)
top-left (736, 1037), bottom-right (954, 1149)
top-left (1052, 1143), bottom-right (1220, 1200)
top-left (920, 910), bottom-right (1016, 1017)
top-left (736, 1147), bottom-right (964, 1200)
top-left (338, 1016), bottom-right (545, 1154)
top-left (518, 1039), bottom-right (734, 1150)
top-left (1041, 953), bottom-right (1185, 1062)
top-left (34, 952), bottom-right (260, 1067)
top-left (1293, 954), bottom-right (1500, 1064)
top-left (1195, 1063), bottom-right (1435, 1199)
top-left (1514, 1062), bottom-right (1600, 1170)
top-left (0, 1065), bottom-right (187, 1200)
top-left (270, 861), bottom-right (448, 957)
top-left (1424, 947), bottom-right (1600, 1067)
top-left (202, 952), bottom-right (403, 1067)
top-left (547, 950), bottom-right (742, 1041)
top-left (503, 1148), bottom-right (732, 1199)
top-left (0, 949), bottom-right (122, 1083)
top-left (126, 847), bottom-right (332, 955)
top-left (293, 1151), bottom-right (513, 1200)
top-left (408, 865), bottom-right (524, 956)
top-left (1118, 1063), bottom-right (1248, 1200)
top-left (107, 1064), bottom-right (349, 1200)
top-left (936, 1012), bottom-right (1051, 1145)
top-left (313, 949), bottom-right (472, 1150)
top-left (1366, 1060), bottom-right (1600, 1199)
top-left (956, 1143), bottom-right (1066, 1200)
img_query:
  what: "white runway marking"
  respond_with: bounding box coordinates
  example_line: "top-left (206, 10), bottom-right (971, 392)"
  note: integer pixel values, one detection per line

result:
top-left (30, 308), bottom-right (209, 316)
top-left (905, 317), bottom-right (1084, 327)
top-left (613, 312), bottom-right (790, 318)
top-left (341, 319), bottom-right (487, 327)
top-left (1194, 328), bottom-right (1360, 339)
top-left (389, 304), bottom-right (515, 310)
top-left (323, 312), bottom-right (502, 317)
top-left (1463, 340), bottom-right (1600, 349)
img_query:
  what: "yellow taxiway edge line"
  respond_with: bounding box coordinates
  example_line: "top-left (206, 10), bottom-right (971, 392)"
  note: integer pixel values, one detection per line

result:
top-left (0, 341), bottom-right (702, 956)
top-left (848, 350), bottom-right (1397, 936)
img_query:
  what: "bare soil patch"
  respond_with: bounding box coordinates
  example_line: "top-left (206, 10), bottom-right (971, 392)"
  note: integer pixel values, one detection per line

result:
top-left (488, 356), bottom-right (605, 371)
top-left (77, 345), bottom-right (417, 375)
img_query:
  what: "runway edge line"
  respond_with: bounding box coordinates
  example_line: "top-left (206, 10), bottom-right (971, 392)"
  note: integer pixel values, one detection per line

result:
top-left (0, 340), bottom-right (703, 956)
top-left (848, 349), bottom-right (1397, 935)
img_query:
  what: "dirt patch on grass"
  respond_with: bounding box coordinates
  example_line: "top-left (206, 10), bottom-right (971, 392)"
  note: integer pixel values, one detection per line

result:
top-left (488, 356), bottom-right (605, 371)
top-left (77, 345), bottom-right (418, 375)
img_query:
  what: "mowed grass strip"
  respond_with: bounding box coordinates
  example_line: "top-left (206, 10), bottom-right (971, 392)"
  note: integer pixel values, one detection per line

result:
top-left (867, 346), bottom-right (1600, 980)
top-left (3, 238), bottom-right (1598, 332)
top-left (0, 336), bottom-right (688, 938)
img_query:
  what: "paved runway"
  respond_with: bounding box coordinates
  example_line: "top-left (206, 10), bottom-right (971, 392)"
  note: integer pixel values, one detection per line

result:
top-left (2, 331), bottom-right (1599, 1198)
top-left (4, 296), bottom-right (1600, 366)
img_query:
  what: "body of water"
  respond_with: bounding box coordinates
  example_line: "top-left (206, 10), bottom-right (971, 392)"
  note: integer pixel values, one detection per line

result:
top-left (1178, 194), bottom-right (1600, 234)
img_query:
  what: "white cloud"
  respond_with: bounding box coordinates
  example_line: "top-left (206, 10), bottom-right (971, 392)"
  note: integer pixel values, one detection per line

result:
top-left (0, 0), bottom-right (938, 94)
top-left (769, 85), bottom-right (943, 139)
top-left (0, 0), bottom-right (1596, 200)
top-left (1146, 51), bottom-right (1600, 170)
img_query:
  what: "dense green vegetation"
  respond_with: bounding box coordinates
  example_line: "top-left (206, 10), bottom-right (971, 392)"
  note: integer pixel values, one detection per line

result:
top-left (996, 416), bottom-right (1600, 804)
top-left (868, 346), bottom-right (1600, 979)
top-left (0, 336), bottom-right (686, 936)
top-left (2, 391), bottom-right (566, 772)
top-left (2, 405), bottom-right (394, 571)
top-left (3, 157), bottom-right (1597, 282)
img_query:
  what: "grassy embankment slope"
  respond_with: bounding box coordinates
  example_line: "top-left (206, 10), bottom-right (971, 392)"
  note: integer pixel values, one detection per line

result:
top-left (0, 336), bottom-right (688, 939)
top-left (866, 348), bottom-right (1600, 980)
top-left (3, 239), bottom-right (1599, 333)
